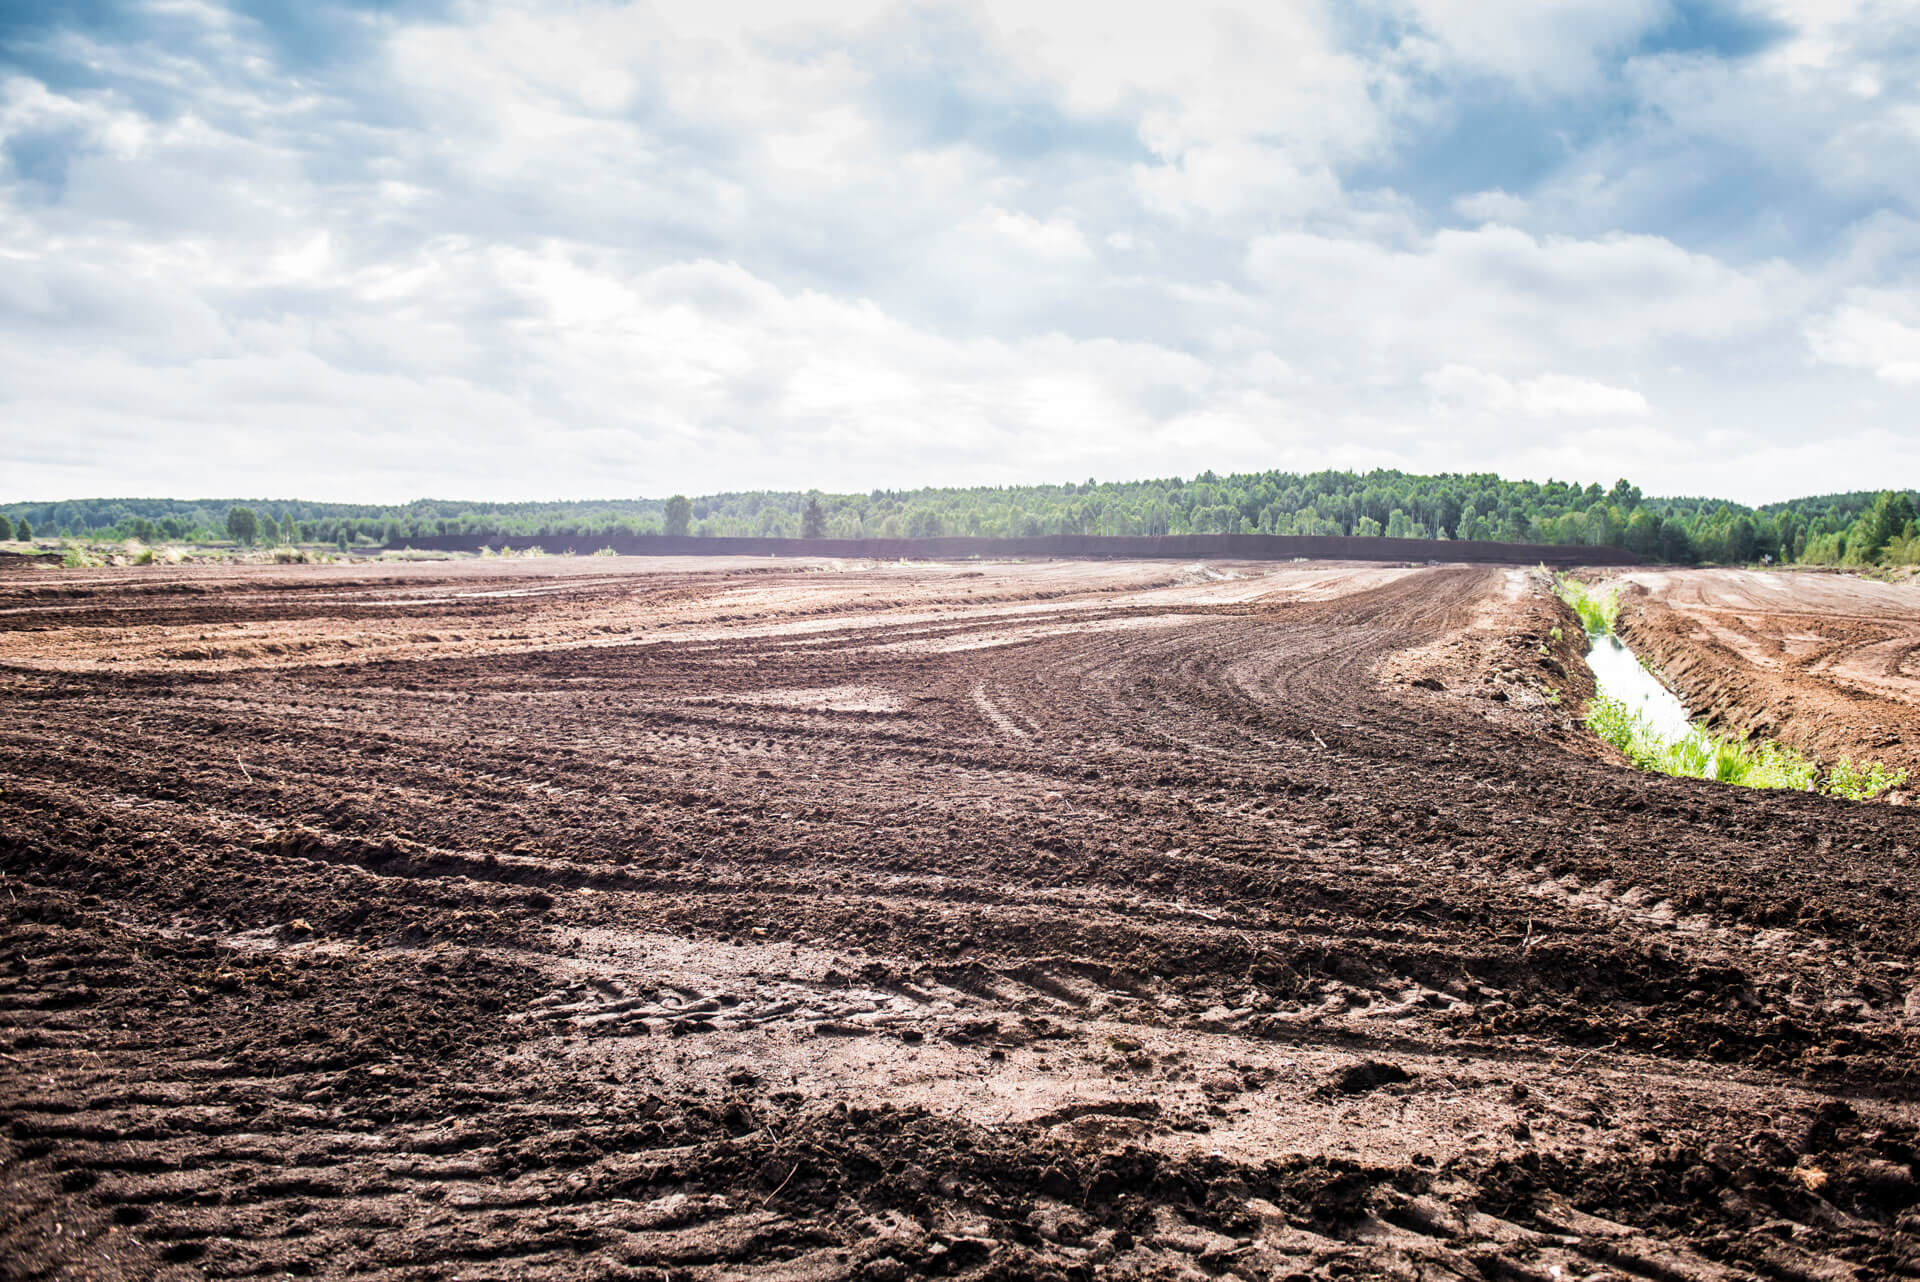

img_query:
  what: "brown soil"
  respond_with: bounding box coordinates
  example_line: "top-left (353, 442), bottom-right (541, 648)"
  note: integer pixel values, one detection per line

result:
top-left (3, 556), bottom-right (1917, 1281)
top-left (1615, 568), bottom-right (1920, 781)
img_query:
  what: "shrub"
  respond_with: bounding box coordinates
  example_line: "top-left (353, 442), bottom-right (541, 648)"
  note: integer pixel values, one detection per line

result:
top-left (1826, 758), bottom-right (1909, 802)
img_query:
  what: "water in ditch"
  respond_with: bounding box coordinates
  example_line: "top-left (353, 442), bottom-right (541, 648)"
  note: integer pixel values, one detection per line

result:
top-left (1583, 631), bottom-right (1694, 741)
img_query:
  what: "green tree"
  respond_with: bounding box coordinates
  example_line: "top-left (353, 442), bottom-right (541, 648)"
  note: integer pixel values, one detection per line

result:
top-left (801, 494), bottom-right (827, 539)
top-left (226, 506), bottom-right (260, 546)
top-left (1848, 490), bottom-right (1917, 563)
top-left (16, 519), bottom-right (30, 542)
top-left (1625, 508), bottom-right (1661, 558)
top-left (260, 513), bottom-right (280, 545)
top-left (1658, 516), bottom-right (1691, 563)
top-left (664, 495), bottom-right (692, 537)
top-left (1456, 502), bottom-right (1490, 542)
top-left (0, 515), bottom-right (12, 541)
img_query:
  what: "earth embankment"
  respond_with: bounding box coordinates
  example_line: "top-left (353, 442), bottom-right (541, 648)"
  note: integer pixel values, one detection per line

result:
top-left (1617, 568), bottom-right (1920, 778)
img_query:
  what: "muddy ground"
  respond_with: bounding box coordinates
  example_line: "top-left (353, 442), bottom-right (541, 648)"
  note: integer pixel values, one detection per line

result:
top-left (2, 556), bottom-right (1917, 1281)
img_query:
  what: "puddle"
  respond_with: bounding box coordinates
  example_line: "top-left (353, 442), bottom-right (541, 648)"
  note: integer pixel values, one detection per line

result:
top-left (1584, 631), bottom-right (1692, 740)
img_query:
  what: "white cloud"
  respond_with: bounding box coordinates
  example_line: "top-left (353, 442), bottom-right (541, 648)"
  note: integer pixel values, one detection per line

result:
top-left (1423, 365), bottom-right (1649, 416)
top-left (1389, 0), bottom-right (1671, 92)
top-left (1807, 299), bottom-right (1920, 383)
top-left (1244, 223), bottom-right (1796, 376)
top-left (1134, 140), bottom-right (1344, 224)
top-left (1453, 190), bottom-right (1531, 224)
top-left (976, 207), bottom-right (1092, 259)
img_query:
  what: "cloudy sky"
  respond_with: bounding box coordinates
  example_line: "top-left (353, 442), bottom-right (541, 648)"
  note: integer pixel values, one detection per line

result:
top-left (3, 0), bottom-right (1917, 504)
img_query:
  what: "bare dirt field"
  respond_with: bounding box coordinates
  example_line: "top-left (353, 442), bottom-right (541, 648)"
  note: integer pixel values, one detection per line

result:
top-left (2, 556), bottom-right (1917, 1281)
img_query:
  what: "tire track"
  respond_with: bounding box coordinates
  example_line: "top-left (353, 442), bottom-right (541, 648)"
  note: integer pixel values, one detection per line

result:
top-left (3, 558), bottom-right (1916, 1280)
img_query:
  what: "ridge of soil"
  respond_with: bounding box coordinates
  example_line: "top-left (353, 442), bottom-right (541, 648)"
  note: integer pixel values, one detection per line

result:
top-left (1615, 568), bottom-right (1920, 781)
top-left (2, 557), bottom-right (1917, 1280)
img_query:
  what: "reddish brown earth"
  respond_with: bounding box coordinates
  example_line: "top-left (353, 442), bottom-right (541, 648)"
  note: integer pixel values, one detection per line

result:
top-left (1616, 569), bottom-right (1920, 781)
top-left (2, 556), bottom-right (1918, 1281)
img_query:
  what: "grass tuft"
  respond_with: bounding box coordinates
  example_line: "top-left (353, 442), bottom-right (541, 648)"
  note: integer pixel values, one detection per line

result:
top-left (1586, 695), bottom-right (1904, 799)
top-left (1555, 575), bottom-right (1618, 635)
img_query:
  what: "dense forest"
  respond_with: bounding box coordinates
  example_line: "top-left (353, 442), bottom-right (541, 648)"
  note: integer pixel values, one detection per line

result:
top-left (4, 471), bottom-right (1916, 567)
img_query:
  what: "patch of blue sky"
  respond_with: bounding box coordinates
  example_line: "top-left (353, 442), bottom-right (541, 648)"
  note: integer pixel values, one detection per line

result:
top-left (1333, 0), bottom-right (1793, 232)
top-left (0, 0), bottom-right (131, 48)
top-left (1344, 79), bottom-right (1599, 219)
top-left (1630, 0), bottom-right (1789, 59)
top-left (1, 125), bottom-right (87, 201)
top-left (1594, 134), bottom-right (1895, 261)
top-left (0, 0), bottom-right (186, 105)
top-left (225, 0), bottom-right (454, 71)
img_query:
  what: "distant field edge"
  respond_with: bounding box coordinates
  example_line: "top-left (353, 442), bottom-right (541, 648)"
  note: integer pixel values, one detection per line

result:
top-left (383, 532), bottom-right (1642, 567)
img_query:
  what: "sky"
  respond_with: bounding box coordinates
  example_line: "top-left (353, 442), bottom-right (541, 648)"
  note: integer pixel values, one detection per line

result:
top-left (2, 0), bottom-right (1917, 506)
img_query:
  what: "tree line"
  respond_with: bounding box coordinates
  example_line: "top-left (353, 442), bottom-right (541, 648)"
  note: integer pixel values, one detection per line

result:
top-left (4, 472), bottom-right (1916, 567)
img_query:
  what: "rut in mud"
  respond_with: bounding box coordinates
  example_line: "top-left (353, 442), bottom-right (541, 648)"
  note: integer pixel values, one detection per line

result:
top-left (2, 557), bottom-right (1917, 1281)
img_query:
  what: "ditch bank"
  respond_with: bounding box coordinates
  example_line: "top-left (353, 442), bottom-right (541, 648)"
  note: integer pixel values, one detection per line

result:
top-left (1617, 577), bottom-right (1920, 781)
top-left (1383, 566), bottom-right (1598, 750)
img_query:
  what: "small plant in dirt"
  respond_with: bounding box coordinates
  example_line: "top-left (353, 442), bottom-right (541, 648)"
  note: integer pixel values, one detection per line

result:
top-left (1554, 575), bottom-right (1618, 635)
top-left (1825, 758), bottom-right (1910, 802)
